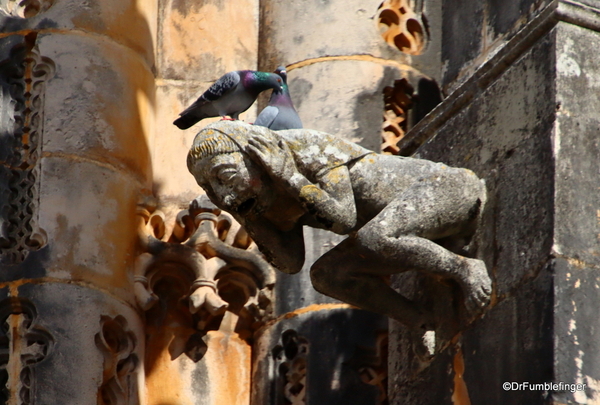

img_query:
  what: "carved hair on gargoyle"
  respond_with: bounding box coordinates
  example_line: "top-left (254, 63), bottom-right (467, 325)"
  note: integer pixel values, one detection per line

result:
top-left (187, 124), bottom-right (277, 220)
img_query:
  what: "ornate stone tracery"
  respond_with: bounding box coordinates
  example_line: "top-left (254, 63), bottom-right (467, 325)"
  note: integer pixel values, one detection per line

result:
top-left (135, 195), bottom-right (276, 358)
top-left (0, 0), bottom-right (54, 18)
top-left (272, 329), bottom-right (309, 405)
top-left (382, 78), bottom-right (414, 155)
top-left (95, 315), bottom-right (139, 405)
top-left (377, 0), bottom-right (425, 55)
top-left (0, 33), bottom-right (54, 264)
top-left (349, 332), bottom-right (389, 405)
top-left (0, 298), bottom-right (54, 405)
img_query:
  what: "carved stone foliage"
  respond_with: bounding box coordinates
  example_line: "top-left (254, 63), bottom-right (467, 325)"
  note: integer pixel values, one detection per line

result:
top-left (136, 195), bottom-right (276, 359)
top-left (382, 78), bottom-right (414, 155)
top-left (271, 330), bottom-right (309, 405)
top-left (95, 315), bottom-right (139, 405)
top-left (0, 297), bottom-right (54, 404)
top-left (0, 33), bottom-right (54, 264)
top-left (377, 0), bottom-right (425, 55)
top-left (0, 0), bottom-right (53, 18)
top-left (348, 332), bottom-right (389, 405)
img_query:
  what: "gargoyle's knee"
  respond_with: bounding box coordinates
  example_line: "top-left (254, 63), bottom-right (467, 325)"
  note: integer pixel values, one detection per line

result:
top-left (310, 260), bottom-right (338, 296)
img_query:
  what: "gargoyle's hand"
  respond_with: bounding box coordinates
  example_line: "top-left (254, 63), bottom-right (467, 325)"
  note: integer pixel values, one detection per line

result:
top-left (247, 134), bottom-right (296, 181)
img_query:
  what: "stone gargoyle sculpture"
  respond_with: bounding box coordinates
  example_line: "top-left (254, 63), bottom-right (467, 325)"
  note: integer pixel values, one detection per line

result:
top-left (186, 121), bottom-right (492, 330)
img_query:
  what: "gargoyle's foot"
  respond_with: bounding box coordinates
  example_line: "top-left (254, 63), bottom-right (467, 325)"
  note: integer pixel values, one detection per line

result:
top-left (460, 258), bottom-right (492, 318)
top-left (411, 329), bottom-right (437, 362)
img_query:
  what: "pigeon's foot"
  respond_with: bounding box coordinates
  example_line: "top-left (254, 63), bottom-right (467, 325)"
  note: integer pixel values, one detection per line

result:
top-left (220, 116), bottom-right (236, 121)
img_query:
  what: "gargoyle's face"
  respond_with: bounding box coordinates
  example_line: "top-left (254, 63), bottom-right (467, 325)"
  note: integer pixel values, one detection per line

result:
top-left (195, 152), bottom-right (266, 217)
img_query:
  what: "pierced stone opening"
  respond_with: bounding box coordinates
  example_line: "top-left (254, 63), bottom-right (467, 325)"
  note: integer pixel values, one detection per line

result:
top-left (381, 77), bottom-right (442, 155)
top-left (382, 78), bottom-right (414, 155)
top-left (377, 0), bottom-right (425, 55)
top-left (271, 329), bottom-right (309, 405)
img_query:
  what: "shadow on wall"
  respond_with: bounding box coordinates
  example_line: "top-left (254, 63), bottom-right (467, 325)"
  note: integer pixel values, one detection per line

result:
top-left (258, 309), bottom-right (389, 405)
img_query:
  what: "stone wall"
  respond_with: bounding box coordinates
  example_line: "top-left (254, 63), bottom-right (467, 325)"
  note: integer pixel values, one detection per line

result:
top-left (0, 0), bottom-right (155, 402)
top-left (390, 2), bottom-right (600, 404)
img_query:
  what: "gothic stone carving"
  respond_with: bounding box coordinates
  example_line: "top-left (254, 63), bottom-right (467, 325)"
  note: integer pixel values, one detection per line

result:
top-left (187, 121), bottom-right (492, 334)
top-left (0, 298), bottom-right (54, 404)
top-left (0, 0), bottom-right (54, 18)
top-left (135, 195), bottom-right (276, 347)
top-left (377, 0), bottom-right (425, 55)
top-left (272, 329), bottom-right (309, 405)
top-left (95, 315), bottom-right (139, 405)
top-left (348, 331), bottom-right (388, 405)
top-left (382, 78), bottom-right (414, 155)
top-left (0, 33), bottom-right (54, 264)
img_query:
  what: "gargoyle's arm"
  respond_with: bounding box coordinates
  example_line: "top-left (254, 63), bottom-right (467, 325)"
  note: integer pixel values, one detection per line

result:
top-left (247, 135), bottom-right (357, 234)
top-left (284, 166), bottom-right (357, 234)
top-left (243, 219), bottom-right (305, 274)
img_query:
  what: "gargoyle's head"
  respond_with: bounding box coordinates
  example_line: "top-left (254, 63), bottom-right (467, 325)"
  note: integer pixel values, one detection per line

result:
top-left (187, 121), bottom-right (275, 218)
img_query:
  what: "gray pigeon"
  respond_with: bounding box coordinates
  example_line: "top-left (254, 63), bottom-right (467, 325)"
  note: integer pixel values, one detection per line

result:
top-left (174, 70), bottom-right (283, 130)
top-left (254, 66), bottom-right (303, 130)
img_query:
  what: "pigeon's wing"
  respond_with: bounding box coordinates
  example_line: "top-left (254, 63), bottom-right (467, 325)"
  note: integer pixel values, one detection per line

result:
top-left (180, 71), bottom-right (241, 115)
top-left (202, 71), bottom-right (241, 102)
top-left (271, 106), bottom-right (303, 130)
top-left (254, 106), bottom-right (279, 128)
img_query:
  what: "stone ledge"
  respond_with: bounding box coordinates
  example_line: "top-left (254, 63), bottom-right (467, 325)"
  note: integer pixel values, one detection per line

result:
top-left (399, 0), bottom-right (600, 156)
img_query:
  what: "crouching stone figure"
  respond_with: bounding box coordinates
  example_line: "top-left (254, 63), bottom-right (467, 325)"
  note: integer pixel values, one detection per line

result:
top-left (187, 121), bottom-right (492, 330)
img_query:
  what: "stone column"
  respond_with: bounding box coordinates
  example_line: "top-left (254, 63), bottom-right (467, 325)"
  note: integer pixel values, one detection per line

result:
top-left (389, 1), bottom-right (600, 404)
top-left (0, 0), bottom-right (156, 403)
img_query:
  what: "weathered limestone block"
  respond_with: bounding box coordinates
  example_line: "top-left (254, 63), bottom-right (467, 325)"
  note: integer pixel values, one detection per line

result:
top-left (0, 0), bottom-right (157, 65)
top-left (440, 0), bottom-right (553, 91)
top-left (145, 312), bottom-right (252, 405)
top-left (38, 33), bottom-right (154, 182)
top-left (0, 6), bottom-right (154, 402)
top-left (390, 6), bottom-right (600, 403)
top-left (552, 21), bottom-right (600, 404)
top-left (259, 0), bottom-right (443, 82)
top-left (158, 0), bottom-right (259, 81)
top-left (286, 60), bottom-right (416, 151)
top-left (35, 158), bottom-right (140, 300)
top-left (0, 30), bottom-right (153, 300)
top-left (0, 283), bottom-right (144, 404)
top-left (553, 22), bottom-right (600, 267)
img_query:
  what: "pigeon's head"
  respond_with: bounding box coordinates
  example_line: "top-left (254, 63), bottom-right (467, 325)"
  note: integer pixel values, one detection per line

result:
top-left (187, 122), bottom-right (276, 218)
top-left (274, 66), bottom-right (288, 84)
top-left (247, 71), bottom-right (283, 93)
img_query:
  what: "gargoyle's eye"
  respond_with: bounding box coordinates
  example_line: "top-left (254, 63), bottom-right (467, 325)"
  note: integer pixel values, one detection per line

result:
top-left (217, 168), bottom-right (238, 182)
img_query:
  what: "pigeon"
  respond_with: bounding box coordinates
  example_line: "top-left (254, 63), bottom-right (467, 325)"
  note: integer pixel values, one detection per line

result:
top-left (254, 66), bottom-right (303, 130)
top-left (173, 70), bottom-right (283, 130)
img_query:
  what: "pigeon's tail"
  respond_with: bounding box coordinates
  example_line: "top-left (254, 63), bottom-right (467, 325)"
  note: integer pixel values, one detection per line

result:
top-left (173, 114), bottom-right (200, 130)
